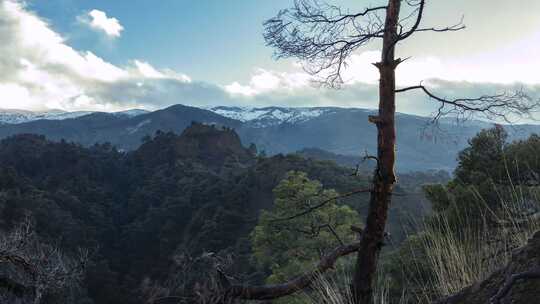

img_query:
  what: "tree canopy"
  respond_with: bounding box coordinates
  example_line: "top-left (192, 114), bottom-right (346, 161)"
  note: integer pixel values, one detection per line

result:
top-left (251, 171), bottom-right (360, 285)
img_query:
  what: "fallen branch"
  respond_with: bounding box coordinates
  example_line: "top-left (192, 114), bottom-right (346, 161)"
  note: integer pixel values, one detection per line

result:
top-left (221, 240), bottom-right (361, 301)
top-left (489, 267), bottom-right (540, 304)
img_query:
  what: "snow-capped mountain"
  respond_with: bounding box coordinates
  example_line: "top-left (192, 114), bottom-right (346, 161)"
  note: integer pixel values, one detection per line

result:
top-left (0, 109), bottom-right (89, 124)
top-left (0, 109), bottom-right (149, 124)
top-left (207, 106), bottom-right (370, 127)
top-left (1, 104), bottom-right (538, 171)
top-left (115, 109), bottom-right (150, 117)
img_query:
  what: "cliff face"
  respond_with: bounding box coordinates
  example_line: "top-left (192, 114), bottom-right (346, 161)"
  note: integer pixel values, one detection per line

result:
top-left (132, 122), bottom-right (256, 172)
top-left (175, 122), bottom-right (255, 167)
top-left (437, 231), bottom-right (540, 304)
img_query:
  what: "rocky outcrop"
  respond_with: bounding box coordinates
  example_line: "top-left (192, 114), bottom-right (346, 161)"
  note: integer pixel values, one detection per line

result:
top-left (132, 122), bottom-right (257, 172)
top-left (436, 231), bottom-right (540, 304)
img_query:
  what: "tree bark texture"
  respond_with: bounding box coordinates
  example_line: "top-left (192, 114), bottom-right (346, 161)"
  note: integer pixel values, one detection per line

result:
top-left (352, 1), bottom-right (400, 303)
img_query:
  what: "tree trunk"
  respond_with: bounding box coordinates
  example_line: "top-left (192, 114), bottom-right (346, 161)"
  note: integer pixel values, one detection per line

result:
top-left (352, 1), bottom-right (400, 303)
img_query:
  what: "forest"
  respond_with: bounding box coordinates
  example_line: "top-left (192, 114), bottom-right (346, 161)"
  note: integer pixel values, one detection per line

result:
top-left (0, 123), bottom-right (539, 303)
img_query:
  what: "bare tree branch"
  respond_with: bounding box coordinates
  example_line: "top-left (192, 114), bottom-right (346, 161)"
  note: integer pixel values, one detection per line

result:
top-left (0, 216), bottom-right (88, 303)
top-left (264, 0), bottom-right (387, 86)
top-left (325, 223), bottom-right (345, 245)
top-left (221, 240), bottom-right (361, 301)
top-left (295, 4), bottom-right (388, 24)
top-left (397, 0), bottom-right (425, 41)
top-left (395, 84), bottom-right (538, 122)
top-left (489, 267), bottom-right (540, 304)
top-left (270, 187), bottom-right (372, 223)
top-left (292, 223), bottom-right (346, 245)
top-left (413, 15), bottom-right (466, 33)
top-left (399, 0), bottom-right (465, 35)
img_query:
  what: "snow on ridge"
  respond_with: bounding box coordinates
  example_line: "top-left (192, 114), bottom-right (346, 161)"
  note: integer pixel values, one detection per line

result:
top-left (207, 106), bottom-right (335, 127)
top-left (126, 119), bottom-right (151, 134)
top-left (0, 110), bottom-right (94, 124)
top-left (114, 109), bottom-right (150, 117)
top-left (210, 107), bottom-right (268, 122)
top-left (0, 108), bottom-right (149, 125)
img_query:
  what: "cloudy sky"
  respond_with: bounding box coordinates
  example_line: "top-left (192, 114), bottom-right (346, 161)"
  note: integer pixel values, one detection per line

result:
top-left (1, 0), bottom-right (539, 118)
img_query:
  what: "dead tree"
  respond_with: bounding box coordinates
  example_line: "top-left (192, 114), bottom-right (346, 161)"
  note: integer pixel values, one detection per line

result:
top-left (0, 217), bottom-right (88, 304)
top-left (212, 1), bottom-right (538, 304)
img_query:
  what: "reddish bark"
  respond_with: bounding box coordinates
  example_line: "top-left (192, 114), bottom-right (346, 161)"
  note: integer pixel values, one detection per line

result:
top-left (352, 1), bottom-right (400, 303)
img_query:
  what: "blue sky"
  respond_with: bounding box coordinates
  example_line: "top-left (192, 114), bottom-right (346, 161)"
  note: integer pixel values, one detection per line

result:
top-left (27, 0), bottom-right (297, 84)
top-left (1, 0), bottom-right (540, 121)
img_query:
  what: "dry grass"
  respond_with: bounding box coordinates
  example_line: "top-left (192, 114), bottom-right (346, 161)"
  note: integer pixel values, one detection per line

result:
top-left (304, 268), bottom-right (354, 304)
top-left (304, 180), bottom-right (539, 304)
top-left (404, 180), bottom-right (540, 302)
top-left (301, 263), bottom-right (408, 304)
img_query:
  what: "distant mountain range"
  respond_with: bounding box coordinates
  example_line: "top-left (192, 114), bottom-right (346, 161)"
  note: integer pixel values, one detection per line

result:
top-left (0, 108), bottom-right (149, 124)
top-left (206, 106), bottom-right (340, 127)
top-left (0, 105), bottom-right (538, 172)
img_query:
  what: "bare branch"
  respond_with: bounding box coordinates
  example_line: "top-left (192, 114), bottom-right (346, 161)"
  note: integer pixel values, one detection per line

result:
top-left (270, 187), bottom-right (372, 222)
top-left (362, 149), bottom-right (379, 164)
top-left (296, 5), bottom-right (388, 24)
top-left (221, 240), bottom-right (361, 301)
top-left (489, 267), bottom-right (540, 303)
top-left (398, 0), bottom-right (425, 41)
top-left (263, 0), bottom-right (386, 86)
top-left (323, 223), bottom-right (344, 245)
top-left (414, 15), bottom-right (466, 33)
top-left (395, 84), bottom-right (538, 122)
top-left (350, 163), bottom-right (361, 176)
top-left (0, 217), bottom-right (88, 302)
top-left (391, 1), bottom-right (465, 63)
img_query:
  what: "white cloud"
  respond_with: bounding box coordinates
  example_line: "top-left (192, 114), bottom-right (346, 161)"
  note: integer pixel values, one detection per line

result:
top-left (224, 68), bottom-right (312, 96)
top-left (133, 60), bottom-right (163, 78)
top-left (227, 41), bottom-right (540, 100)
top-left (339, 51), bottom-right (381, 84)
top-left (131, 60), bottom-right (191, 82)
top-left (79, 9), bottom-right (124, 38)
top-left (0, 0), bottom-right (192, 112)
top-left (225, 82), bottom-right (257, 96)
top-left (0, 83), bottom-right (33, 109)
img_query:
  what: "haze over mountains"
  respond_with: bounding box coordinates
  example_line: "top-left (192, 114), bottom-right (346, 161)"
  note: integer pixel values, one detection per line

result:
top-left (0, 108), bottom-right (150, 124)
top-left (0, 105), bottom-right (538, 172)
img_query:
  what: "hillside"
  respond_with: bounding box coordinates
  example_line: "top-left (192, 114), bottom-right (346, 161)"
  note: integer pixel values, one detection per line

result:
top-left (0, 124), bottom-right (439, 303)
top-left (1, 105), bottom-right (539, 172)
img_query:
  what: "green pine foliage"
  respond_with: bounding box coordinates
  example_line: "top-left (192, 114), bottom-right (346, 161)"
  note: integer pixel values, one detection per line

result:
top-left (251, 171), bottom-right (359, 283)
top-left (0, 124), bottom-right (446, 303)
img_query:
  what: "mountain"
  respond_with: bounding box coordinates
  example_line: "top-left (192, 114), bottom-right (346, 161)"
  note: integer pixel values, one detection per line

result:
top-left (0, 108), bottom-right (149, 124)
top-left (234, 107), bottom-right (539, 171)
top-left (0, 109), bottom-right (89, 124)
top-left (0, 105), bottom-right (241, 150)
top-left (0, 105), bottom-right (538, 172)
top-left (207, 106), bottom-right (345, 128)
top-left (114, 109), bottom-right (150, 117)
